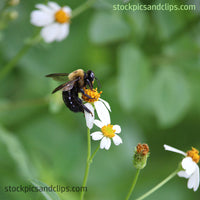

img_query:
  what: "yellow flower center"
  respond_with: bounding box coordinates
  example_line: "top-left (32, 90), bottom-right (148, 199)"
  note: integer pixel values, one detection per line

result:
top-left (101, 124), bottom-right (116, 138)
top-left (55, 9), bottom-right (70, 23)
top-left (82, 88), bottom-right (102, 103)
top-left (187, 147), bottom-right (200, 163)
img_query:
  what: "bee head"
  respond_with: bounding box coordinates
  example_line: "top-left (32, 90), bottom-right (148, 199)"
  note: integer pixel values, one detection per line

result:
top-left (85, 70), bottom-right (95, 89)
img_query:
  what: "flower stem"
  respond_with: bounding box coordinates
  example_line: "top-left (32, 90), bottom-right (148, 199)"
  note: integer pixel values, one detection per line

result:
top-left (80, 128), bottom-right (99, 200)
top-left (89, 144), bottom-right (100, 162)
top-left (0, 0), bottom-right (95, 80)
top-left (135, 168), bottom-right (180, 200)
top-left (125, 169), bottom-right (141, 200)
top-left (0, 43), bottom-right (31, 80)
top-left (72, 0), bottom-right (95, 19)
top-left (0, 30), bottom-right (41, 81)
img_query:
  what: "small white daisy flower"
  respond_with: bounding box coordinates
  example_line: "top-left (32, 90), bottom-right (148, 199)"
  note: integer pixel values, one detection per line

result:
top-left (164, 144), bottom-right (200, 191)
top-left (82, 88), bottom-right (111, 129)
top-left (30, 1), bottom-right (71, 43)
top-left (90, 110), bottom-right (122, 150)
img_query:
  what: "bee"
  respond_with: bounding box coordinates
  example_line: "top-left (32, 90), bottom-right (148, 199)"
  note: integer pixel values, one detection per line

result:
top-left (46, 69), bottom-right (97, 115)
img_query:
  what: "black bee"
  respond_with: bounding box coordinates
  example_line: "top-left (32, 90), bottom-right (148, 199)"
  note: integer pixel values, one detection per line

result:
top-left (46, 69), bottom-right (96, 115)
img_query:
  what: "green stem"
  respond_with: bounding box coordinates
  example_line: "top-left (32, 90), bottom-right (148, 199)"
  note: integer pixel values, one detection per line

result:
top-left (125, 169), bottom-right (141, 200)
top-left (72, 0), bottom-right (95, 19)
top-left (0, 30), bottom-right (41, 80)
top-left (0, 0), bottom-right (95, 80)
top-left (80, 128), bottom-right (91, 200)
top-left (0, 43), bottom-right (31, 79)
top-left (89, 144), bottom-right (100, 162)
top-left (135, 168), bottom-right (180, 200)
top-left (80, 128), bottom-right (99, 200)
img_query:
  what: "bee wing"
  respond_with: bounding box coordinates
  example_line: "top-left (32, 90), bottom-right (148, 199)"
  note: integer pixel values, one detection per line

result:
top-left (52, 78), bottom-right (79, 94)
top-left (46, 73), bottom-right (69, 82)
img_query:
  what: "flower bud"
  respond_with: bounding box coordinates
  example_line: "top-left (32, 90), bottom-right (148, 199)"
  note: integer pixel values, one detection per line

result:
top-left (8, 11), bottom-right (18, 20)
top-left (133, 143), bottom-right (150, 169)
top-left (8, 0), bottom-right (20, 6)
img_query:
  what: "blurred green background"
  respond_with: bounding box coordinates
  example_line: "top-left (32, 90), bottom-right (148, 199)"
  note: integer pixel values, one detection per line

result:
top-left (0, 0), bottom-right (200, 199)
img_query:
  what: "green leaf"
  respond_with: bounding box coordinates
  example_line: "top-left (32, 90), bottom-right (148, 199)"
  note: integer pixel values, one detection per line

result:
top-left (126, 2), bottom-right (148, 40)
top-left (153, 0), bottom-right (187, 40)
top-left (151, 66), bottom-right (191, 127)
top-left (0, 125), bottom-right (34, 178)
top-left (89, 12), bottom-right (131, 44)
top-left (117, 44), bottom-right (150, 111)
top-left (48, 80), bottom-right (64, 113)
top-left (30, 179), bottom-right (60, 200)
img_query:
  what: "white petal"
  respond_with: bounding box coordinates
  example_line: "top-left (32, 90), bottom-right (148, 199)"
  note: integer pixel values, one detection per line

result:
top-left (93, 119), bottom-right (104, 128)
top-left (113, 125), bottom-right (121, 134)
top-left (100, 137), bottom-right (107, 149)
top-left (99, 98), bottom-right (111, 112)
top-left (35, 4), bottom-right (53, 13)
top-left (182, 157), bottom-right (196, 175)
top-left (55, 24), bottom-right (69, 41)
top-left (192, 165), bottom-right (199, 191)
top-left (163, 144), bottom-right (186, 156)
top-left (41, 23), bottom-right (60, 43)
top-left (48, 1), bottom-right (60, 11)
top-left (90, 131), bottom-right (103, 141)
top-left (30, 10), bottom-right (54, 27)
top-left (178, 164), bottom-right (200, 191)
top-left (63, 6), bottom-right (72, 16)
top-left (94, 101), bottom-right (110, 125)
top-left (112, 135), bottom-right (122, 146)
top-left (100, 137), bottom-right (111, 150)
top-left (187, 165), bottom-right (199, 191)
top-left (178, 170), bottom-right (190, 179)
top-left (105, 138), bottom-right (111, 150)
top-left (84, 103), bottom-right (94, 129)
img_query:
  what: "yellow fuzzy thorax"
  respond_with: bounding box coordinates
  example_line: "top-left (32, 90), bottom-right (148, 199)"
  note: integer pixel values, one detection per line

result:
top-left (68, 69), bottom-right (84, 87)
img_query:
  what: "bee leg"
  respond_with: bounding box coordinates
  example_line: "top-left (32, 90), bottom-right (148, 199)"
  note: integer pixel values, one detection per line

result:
top-left (74, 96), bottom-right (93, 116)
top-left (86, 79), bottom-right (93, 90)
top-left (82, 103), bottom-right (93, 116)
top-left (80, 88), bottom-right (95, 99)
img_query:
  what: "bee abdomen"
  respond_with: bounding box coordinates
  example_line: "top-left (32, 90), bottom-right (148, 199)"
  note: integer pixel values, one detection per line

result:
top-left (62, 91), bottom-right (84, 113)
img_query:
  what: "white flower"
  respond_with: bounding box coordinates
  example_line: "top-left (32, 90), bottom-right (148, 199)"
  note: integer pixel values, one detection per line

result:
top-left (84, 98), bottom-right (111, 129)
top-left (90, 111), bottom-right (122, 150)
top-left (164, 144), bottom-right (200, 191)
top-left (82, 88), bottom-right (111, 129)
top-left (30, 1), bottom-right (71, 43)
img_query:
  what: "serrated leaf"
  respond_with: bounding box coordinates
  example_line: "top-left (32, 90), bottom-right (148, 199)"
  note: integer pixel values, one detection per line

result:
top-left (89, 12), bottom-right (131, 44)
top-left (0, 125), bottom-right (34, 178)
top-left (117, 44), bottom-right (150, 111)
top-left (30, 179), bottom-right (60, 200)
top-left (152, 67), bottom-right (191, 127)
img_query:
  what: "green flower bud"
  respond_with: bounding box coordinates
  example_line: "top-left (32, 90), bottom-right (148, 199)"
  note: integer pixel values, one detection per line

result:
top-left (133, 143), bottom-right (150, 169)
top-left (8, 0), bottom-right (20, 6)
top-left (8, 11), bottom-right (18, 20)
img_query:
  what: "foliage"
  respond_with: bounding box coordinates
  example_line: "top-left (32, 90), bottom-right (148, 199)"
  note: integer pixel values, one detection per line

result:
top-left (0, 0), bottom-right (200, 199)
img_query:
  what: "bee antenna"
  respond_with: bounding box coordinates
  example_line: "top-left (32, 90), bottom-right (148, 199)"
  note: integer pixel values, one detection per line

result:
top-left (95, 76), bottom-right (101, 91)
